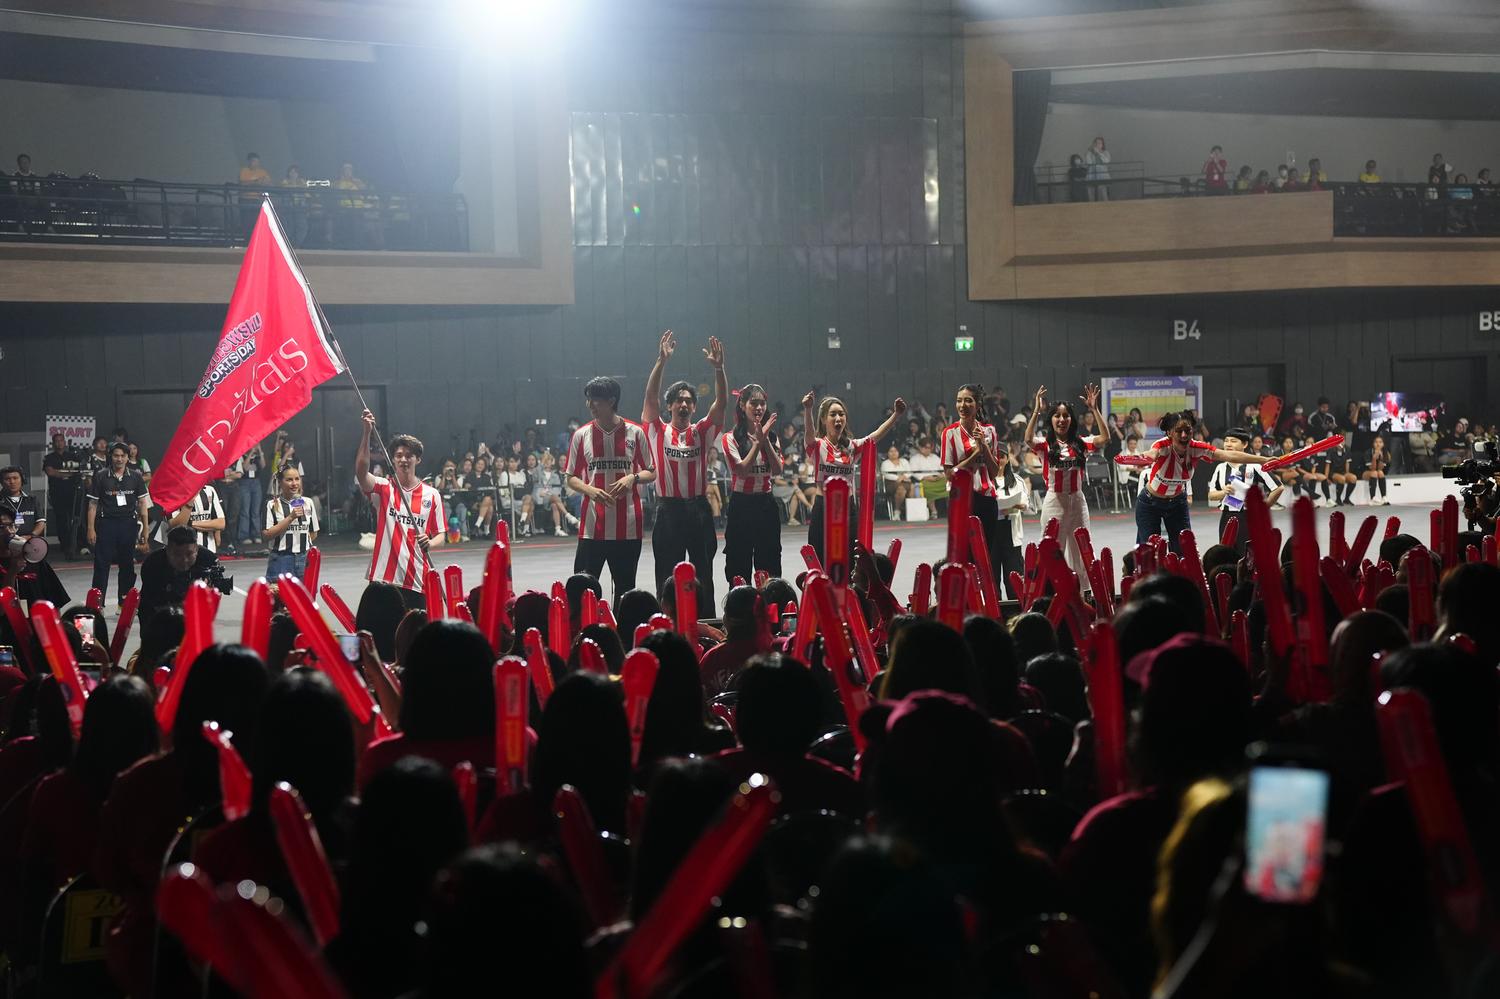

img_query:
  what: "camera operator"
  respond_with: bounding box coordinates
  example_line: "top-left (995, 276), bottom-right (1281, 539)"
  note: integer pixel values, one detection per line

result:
top-left (139, 525), bottom-right (231, 629)
top-left (42, 434), bottom-right (86, 558)
top-left (1444, 439), bottom-right (1500, 534)
top-left (0, 505), bottom-right (69, 606)
top-left (86, 442), bottom-right (150, 606)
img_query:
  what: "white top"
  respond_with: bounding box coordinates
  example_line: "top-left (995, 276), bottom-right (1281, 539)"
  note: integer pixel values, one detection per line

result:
top-left (880, 457), bottom-right (910, 483)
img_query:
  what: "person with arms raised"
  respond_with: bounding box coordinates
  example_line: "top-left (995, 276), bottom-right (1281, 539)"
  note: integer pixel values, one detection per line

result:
top-left (356, 410), bottom-right (444, 610)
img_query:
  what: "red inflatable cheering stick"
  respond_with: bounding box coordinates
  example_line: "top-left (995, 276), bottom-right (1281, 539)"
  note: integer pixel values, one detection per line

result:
top-left (805, 576), bottom-right (870, 751)
top-left (444, 565), bottom-right (465, 618)
top-left (1245, 488), bottom-right (1294, 660)
top-left (1083, 622), bottom-right (1128, 800)
top-left (241, 578), bottom-right (273, 661)
top-left (1407, 545), bottom-right (1436, 642)
top-left (269, 781), bottom-right (342, 948)
top-left (302, 546), bottom-right (322, 599)
top-left (800, 544), bottom-right (823, 572)
top-left (555, 786), bottom-right (624, 930)
top-left (523, 627), bottom-right (556, 707)
top-left (910, 562), bottom-right (933, 616)
top-left (673, 561), bottom-right (699, 656)
top-left (1376, 689), bottom-right (1493, 939)
top-left (968, 516), bottom-right (1002, 619)
top-left (823, 476), bottom-right (852, 610)
top-left (29, 601), bottom-right (88, 737)
top-left (156, 582), bottom-right (219, 732)
top-left (946, 469), bottom-right (973, 566)
top-left (424, 568), bottom-right (445, 621)
top-left (318, 584), bottom-right (358, 633)
top-left (598, 779), bottom-right (779, 999)
top-left (493, 656), bottom-right (530, 796)
top-left (858, 439), bottom-right (877, 550)
top-left (1443, 495), bottom-right (1460, 571)
top-left (278, 575), bottom-right (388, 734)
top-left (108, 587), bottom-right (140, 669)
top-left (936, 562), bottom-right (969, 633)
top-left (0, 587), bottom-right (35, 674)
top-left (202, 720), bottom-right (252, 820)
top-left (622, 649), bottom-right (660, 768)
top-left (1177, 529), bottom-right (1218, 636)
top-left (578, 638), bottom-right (609, 676)
top-left (549, 595), bottom-right (570, 660)
top-left (85, 587), bottom-right (102, 611)
top-left (477, 542), bottom-right (512, 655)
top-left (1345, 515), bottom-right (1378, 573)
top-left (1290, 498), bottom-right (1332, 703)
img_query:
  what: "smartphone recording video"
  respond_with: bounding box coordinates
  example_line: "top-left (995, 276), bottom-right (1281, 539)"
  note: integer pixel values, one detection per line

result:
top-left (779, 612), bottom-right (798, 636)
top-left (1244, 764), bottom-right (1329, 903)
top-left (338, 633), bottom-right (361, 662)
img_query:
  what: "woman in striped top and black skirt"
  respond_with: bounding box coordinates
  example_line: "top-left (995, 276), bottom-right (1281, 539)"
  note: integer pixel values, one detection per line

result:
top-left (720, 383), bottom-right (783, 586)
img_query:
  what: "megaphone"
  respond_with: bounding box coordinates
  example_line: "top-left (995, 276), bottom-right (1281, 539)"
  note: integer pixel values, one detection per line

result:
top-left (6, 535), bottom-right (47, 563)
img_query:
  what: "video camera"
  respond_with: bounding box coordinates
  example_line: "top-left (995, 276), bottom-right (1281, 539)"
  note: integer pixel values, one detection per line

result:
top-left (1441, 439), bottom-right (1500, 485)
top-left (1443, 440), bottom-right (1500, 532)
top-left (203, 560), bottom-right (235, 597)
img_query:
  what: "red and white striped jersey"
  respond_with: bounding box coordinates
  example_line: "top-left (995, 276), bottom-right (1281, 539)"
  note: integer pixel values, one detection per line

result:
top-left (1143, 438), bottom-right (1217, 498)
top-left (721, 429), bottom-right (779, 494)
top-left (810, 436), bottom-right (872, 491)
top-left (1031, 435), bottom-right (1095, 495)
top-left (645, 416), bottom-right (719, 499)
top-left (566, 419), bottom-right (654, 540)
top-left (941, 422), bottom-right (999, 497)
top-left (365, 478), bottom-right (445, 592)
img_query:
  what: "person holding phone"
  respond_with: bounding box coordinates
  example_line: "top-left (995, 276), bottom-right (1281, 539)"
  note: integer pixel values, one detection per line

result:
top-left (263, 464), bottom-right (320, 581)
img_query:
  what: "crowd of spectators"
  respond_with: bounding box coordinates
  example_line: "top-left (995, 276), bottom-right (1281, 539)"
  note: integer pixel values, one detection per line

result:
top-left (1, 454), bottom-right (1497, 997)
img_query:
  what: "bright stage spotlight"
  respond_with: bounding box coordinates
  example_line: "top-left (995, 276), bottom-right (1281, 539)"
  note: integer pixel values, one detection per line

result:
top-left (452, 0), bottom-right (578, 52)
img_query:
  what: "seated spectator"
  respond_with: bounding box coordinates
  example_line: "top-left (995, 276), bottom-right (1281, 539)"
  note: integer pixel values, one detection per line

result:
top-left (1359, 159), bottom-right (1381, 184)
top-left (1273, 164), bottom-right (1289, 190)
top-left (1436, 419), bottom-right (1471, 464)
top-left (907, 437), bottom-right (945, 518)
top-left (1307, 156), bottom-right (1327, 183)
top-left (698, 585), bottom-right (771, 695)
top-left (1477, 167), bottom-right (1492, 187)
top-left (528, 671), bottom-right (632, 837)
top-left (635, 629), bottom-right (735, 778)
top-left (1283, 167), bottom-right (1305, 191)
top-left (1202, 145), bottom-right (1228, 192)
top-left (1233, 164), bottom-right (1252, 191)
top-left (879, 445), bottom-right (911, 520)
top-left (880, 618), bottom-right (986, 708)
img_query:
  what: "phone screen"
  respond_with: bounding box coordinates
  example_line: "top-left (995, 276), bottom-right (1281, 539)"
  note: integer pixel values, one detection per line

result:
top-left (779, 613), bottom-right (797, 636)
top-left (1244, 765), bottom-right (1329, 903)
top-left (338, 633), bottom-right (361, 662)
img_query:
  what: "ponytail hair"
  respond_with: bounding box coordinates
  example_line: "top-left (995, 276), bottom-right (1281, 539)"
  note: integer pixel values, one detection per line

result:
top-left (733, 383), bottom-right (768, 455)
top-left (1159, 409), bottom-right (1198, 434)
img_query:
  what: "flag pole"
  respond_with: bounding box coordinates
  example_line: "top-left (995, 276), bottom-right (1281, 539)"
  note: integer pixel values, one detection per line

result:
top-left (260, 197), bottom-right (393, 472)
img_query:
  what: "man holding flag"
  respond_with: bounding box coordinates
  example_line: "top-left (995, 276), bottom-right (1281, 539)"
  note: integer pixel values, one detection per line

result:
top-left (355, 409), bottom-right (444, 609)
top-left (151, 199), bottom-right (347, 576)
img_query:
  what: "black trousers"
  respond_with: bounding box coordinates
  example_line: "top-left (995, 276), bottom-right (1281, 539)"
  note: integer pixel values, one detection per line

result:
top-left (972, 493), bottom-right (1024, 601)
top-left (652, 497), bottom-right (717, 610)
top-left (576, 538), bottom-right (643, 601)
top-left (806, 496), bottom-right (859, 569)
top-left (1217, 507), bottom-right (1250, 555)
top-left (49, 490), bottom-right (78, 556)
top-left (723, 492), bottom-right (782, 587)
top-left (91, 517), bottom-right (139, 602)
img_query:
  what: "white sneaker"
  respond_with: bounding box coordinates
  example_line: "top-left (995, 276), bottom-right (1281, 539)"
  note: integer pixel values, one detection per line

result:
top-left (555, 525), bottom-right (568, 537)
top-left (565, 511), bottom-right (579, 527)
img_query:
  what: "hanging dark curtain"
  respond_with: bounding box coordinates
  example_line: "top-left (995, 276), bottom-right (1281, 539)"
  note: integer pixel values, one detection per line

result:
top-left (1012, 70), bottom-right (1051, 206)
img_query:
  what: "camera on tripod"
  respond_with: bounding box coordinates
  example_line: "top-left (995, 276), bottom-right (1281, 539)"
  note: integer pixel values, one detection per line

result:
top-left (1442, 439), bottom-right (1499, 485)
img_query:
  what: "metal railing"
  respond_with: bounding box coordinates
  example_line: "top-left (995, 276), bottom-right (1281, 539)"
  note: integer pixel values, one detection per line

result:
top-left (0, 175), bottom-right (469, 251)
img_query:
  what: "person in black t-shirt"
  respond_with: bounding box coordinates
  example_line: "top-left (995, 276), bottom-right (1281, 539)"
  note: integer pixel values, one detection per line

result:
top-left (42, 434), bottom-right (86, 558)
top-left (139, 525), bottom-right (222, 628)
top-left (85, 442), bottom-right (150, 605)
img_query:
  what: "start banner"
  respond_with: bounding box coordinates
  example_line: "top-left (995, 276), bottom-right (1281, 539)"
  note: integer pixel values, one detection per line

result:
top-left (45, 415), bottom-right (95, 447)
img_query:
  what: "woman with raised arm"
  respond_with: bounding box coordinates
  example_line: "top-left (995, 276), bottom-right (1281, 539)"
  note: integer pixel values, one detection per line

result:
top-left (1024, 383), bottom-right (1107, 580)
top-left (941, 383), bottom-right (1011, 599)
top-left (721, 383), bottom-right (784, 586)
top-left (1135, 409), bottom-right (1275, 551)
top-left (802, 389), bottom-right (906, 565)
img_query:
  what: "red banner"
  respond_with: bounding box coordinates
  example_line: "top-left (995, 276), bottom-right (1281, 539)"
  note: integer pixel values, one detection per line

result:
top-left (152, 200), bottom-right (344, 511)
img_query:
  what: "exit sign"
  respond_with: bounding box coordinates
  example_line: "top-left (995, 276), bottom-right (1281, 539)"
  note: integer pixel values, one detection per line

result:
top-left (954, 336), bottom-right (974, 352)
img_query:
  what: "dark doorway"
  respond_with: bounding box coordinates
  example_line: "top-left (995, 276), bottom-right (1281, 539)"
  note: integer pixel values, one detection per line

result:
top-left (1192, 365), bottom-right (1287, 431)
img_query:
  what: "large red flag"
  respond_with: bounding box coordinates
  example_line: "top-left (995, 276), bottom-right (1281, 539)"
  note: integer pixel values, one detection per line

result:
top-left (152, 200), bottom-right (344, 511)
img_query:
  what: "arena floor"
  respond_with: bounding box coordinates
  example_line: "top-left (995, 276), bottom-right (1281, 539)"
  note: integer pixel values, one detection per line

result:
top-left (46, 498), bottom-right (1441, 645)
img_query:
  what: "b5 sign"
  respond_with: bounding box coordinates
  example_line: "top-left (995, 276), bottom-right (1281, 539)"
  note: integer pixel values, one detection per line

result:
top-left (1479, 311), bottom-right (1500, 332)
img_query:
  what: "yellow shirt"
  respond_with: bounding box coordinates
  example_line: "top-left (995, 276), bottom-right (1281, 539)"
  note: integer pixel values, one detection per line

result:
top-left (238, 166), bottom-right (271, 186)
top-left (1359, 171), bottom-right (1381, 183)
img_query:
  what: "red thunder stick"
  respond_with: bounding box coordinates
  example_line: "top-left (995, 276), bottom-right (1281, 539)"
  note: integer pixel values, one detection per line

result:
top-left (1041, 542), bottom-right (1091, 649)
top-left (1163, 553), bottom-right (1182, 575)
top-left (597, 595), bottom-right (617, 631)
top-left (579, 639), bottom-right (609, 676)
top-left (853, 542), bottom-right (904, 624)
top-left (806, 576), bottom-right (871, 750)
top-left (1219, 515), bottom-right (1239, 549)
top-left (1384, 515), bottom-right (1401, 540)
top-left (0, 588), bottom-right (36, 673)
top-left (477, 543), bottom-right (512, 655)
top-left (156, 865), bottom-right (237, 986)
top-left (622, 648), bottom-right (659, 768)
top-left (967, 516), bottom-right (1002, 620)
top-left (754, 570), bottom-right (769, 589)
top-left (1083, 622), bottom-right (1128, 800)
top-left (647, 612), bottom-right (674, 633)
top-left (1430, 508), bottom-right (1445, 567)
top-left (452, 596), bottom-right (473, 623)
top-left (1407, 546), bottom-right (1436, 642)
top-left (1486, 534), bottom-right (1498, 567)
top-left (910, 563), bottom-right (933, 615)
top-left (824, 476), bottom-right (853, 610)
top-left (241, 578), bottom-right (273, 661)
top-left (269, 782), bottom-right (342, 948)
top-left (552, 580), bottom-right (566, 601)
top-left (1043, 517), bottom-right (1060, 541)
top-left (548, 596), bottom-right (570, 660)
top-left (278, 575), bottom-right (386, 732)
top-left (554, 786), bottom-right (624, 930)
top-left (858, 439), bottom-right (877, 550)
top-left (936, 563), bottom-right (968, 633)
top-left (1119, 575), bottom-right (1134, 604)
top-left (1177, 530), bottom-right (1218, 636)
top-left (30, 602), bottom-right (86, 737)
top-left (1101, 547), bottom-right (1116, 601)
top-left (599, 781), bottom-right (779, 999)
top-left (885, 538), bottom-right (902, 573)
top-left (732, 575), bottom-right (747, 589)
top-left (633, 623), bottom-right (652, 649)
top-left (424, 569), bottom-right (445, 621)
top-left (1358, 563), bottom-right (1379, 610)
top-left (1245, 489), bottom-right (1295, 660)
top-left (964, 565), bottom-right (985, 615)
top-left (843, 592), bottom-right (882, 687)
top-left (494, 656), bottom-right (529, 795)
top-left (1467, 545), bottom-right (1482, 564)
top-left (791, 574), bottom-right (821, 664)
top-left (1320, 556), bottom-right (1360, 618)
top-left (156, 582), bottom-right (218, 731)
top-left (800, 544), bottom-right (823, 572)
top-left (302, 546), bottom-right (322, 600)
top-left (946, 469), bottom-right (974, 566)
top-left (1215, 572), bottom-right (1233, 638)
top-left (1290, 498), bottom-right (1332, 702)
top-left (1073, 526), bottom-right (1097, 575)
top-left (1152, 535), bottom-right (1170, 573)
top-left (581, 591), bottom-right (599, 628)
top-left (86, 588), bottom-right (102, 610)
top-left (108, 587), bottom-right (140, 669)
top-left (318, 584), bottom-right (358, 633)
top-left (523, 628), bottom-right (556, 706)
top-left (1443, 495), bottom-right (1460, 571)
top-left (218, 878), bottom-right (351, 999)
top-left (1087, 560), bottom-right (1114, 621)
top-left (1376, 689), bottom-right (1493, 939)
top-left (444, 564), bottom-right (465, 618)
top-left (202, 721), bottom-right (252, 820)
top-left (1023, 542), bottom-right (1039, 594)
top-left (673, 561), bottom-right (699, 656)
top-left (1007, 571), bottom-right (1026, 610)
top-left (1112, 452), bottom-right (1154, 468)
top-left (1345, 515), bottom-right (1378, 573)
top-left (1230, 609), bottom-right (1250, 668)
top-left (1260, 433), bottom-right (1343, 472)
top-left (452, 762), bottom-right (477, 834)
top-left (1328, 511), bottom-right (1347, 568)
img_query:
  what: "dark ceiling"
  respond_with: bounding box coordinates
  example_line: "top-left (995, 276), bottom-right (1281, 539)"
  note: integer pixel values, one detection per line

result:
top-left (1049, 67), bottom-right (1500, 121)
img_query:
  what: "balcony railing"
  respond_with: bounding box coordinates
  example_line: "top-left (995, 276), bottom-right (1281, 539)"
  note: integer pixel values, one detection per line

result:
top-left (0, 175), bottom-right (469, 251)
